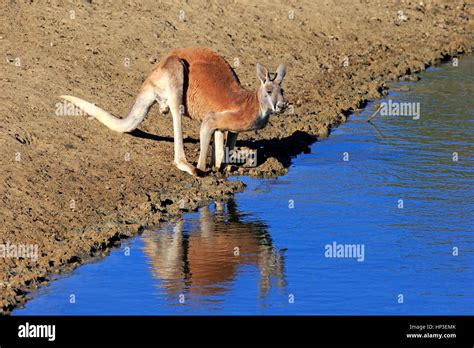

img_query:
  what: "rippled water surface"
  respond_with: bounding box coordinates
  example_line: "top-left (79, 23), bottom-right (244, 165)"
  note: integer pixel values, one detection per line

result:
top-left (15, 56), bottom-right (473, 315)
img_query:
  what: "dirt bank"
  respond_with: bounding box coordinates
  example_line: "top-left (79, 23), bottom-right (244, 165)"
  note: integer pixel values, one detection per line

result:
top-left (0, 0), bottom-right (472, 314)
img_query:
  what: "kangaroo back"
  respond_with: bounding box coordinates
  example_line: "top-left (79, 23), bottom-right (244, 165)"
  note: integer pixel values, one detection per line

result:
top-left (170, 47), bottom-right (250, 120)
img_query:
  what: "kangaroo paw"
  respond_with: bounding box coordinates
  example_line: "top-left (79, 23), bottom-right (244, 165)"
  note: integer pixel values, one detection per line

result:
top-left (174, 160), bottom-right (198, 176)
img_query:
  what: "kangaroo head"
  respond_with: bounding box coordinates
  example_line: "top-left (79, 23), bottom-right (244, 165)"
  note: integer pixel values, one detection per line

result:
top-left (256, 63), bottom-right (286, 114)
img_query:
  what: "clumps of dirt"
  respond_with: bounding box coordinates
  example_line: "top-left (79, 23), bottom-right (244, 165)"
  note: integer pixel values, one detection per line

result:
top-left (246, 157), bottom-right (288, 178)
top-left (0, 0), bottom-right (472, 314)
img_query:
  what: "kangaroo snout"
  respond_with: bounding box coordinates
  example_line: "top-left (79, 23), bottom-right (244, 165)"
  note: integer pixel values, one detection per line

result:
top-left (275, 101), bottom-right (286, 114)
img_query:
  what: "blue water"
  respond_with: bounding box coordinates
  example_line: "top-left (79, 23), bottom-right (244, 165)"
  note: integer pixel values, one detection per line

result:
top-left (15, 57), bottom-right (473, 315)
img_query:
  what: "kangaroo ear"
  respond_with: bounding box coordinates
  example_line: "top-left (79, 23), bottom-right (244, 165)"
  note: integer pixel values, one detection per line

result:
top-left (274, 64), bottom-right (286, 85)
top-left (256, 63), bottom-right (269, 85)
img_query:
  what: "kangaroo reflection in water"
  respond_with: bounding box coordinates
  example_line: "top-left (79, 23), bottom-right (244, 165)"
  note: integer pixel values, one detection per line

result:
top-left (141, 199), bottom-right (286, 301)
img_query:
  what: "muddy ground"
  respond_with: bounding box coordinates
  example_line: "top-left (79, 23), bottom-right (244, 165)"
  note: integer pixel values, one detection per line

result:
top-left (0, 0), bottom-right (472, 314)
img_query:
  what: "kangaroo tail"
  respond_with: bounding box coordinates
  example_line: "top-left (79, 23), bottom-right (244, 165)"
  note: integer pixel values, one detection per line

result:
top-left (60, 87), bottom-right (155, 133)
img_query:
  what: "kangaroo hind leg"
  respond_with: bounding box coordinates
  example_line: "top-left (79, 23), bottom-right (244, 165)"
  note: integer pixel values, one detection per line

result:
top-left (159, 55), bottom-right (197, 176)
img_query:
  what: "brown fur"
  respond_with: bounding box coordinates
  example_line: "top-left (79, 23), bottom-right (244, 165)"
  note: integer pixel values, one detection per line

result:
top-left (159, 47), bottom-right (260, 131)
